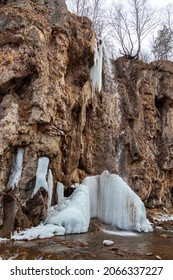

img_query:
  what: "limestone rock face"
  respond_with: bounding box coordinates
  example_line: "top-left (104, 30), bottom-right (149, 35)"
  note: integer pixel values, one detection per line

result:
top-left (0, 0), bottom-right (173, 237)
top-left (114, 58), bottom-right (173, 209)
top-left (0, 0), bottom-right (119, 237)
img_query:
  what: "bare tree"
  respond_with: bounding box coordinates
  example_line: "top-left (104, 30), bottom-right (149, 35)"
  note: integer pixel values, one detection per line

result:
top-left (66, 0), bottom-right (108, 37)
top-left (162, 4), bottom-right (173, 30)
top-left (108, 0), bottom-right (158, 59)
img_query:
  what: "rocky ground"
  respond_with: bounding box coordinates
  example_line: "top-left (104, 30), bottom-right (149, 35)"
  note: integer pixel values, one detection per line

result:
top-left (0, 213), bottom-right (173, 260)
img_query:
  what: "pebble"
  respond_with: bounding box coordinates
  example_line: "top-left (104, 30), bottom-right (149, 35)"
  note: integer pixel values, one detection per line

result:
top-left (103, 240), bottom-right (114, 246)
top-left (160, 234), bottom-right (168, 238)
top-left (145, 252), bottom-right (153, 256)
top-left (110, 247), bottom-right (118, 252)
top-left (155, 255), bottom-right (162, 260)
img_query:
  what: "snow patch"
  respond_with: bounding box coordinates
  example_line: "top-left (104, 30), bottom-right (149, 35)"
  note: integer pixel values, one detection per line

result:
top-left (153, 213), bottom-right (173, 222)
top-left (103, 240), bottom-right (114, 245)
top-left (7, 148), bottom-right (24, 189)
top-left (12, 224), bottom-right (65, 241)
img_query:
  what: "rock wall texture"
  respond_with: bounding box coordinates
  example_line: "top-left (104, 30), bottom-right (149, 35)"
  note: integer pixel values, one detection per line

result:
top-left (0, 0), bottom-right (173, 237)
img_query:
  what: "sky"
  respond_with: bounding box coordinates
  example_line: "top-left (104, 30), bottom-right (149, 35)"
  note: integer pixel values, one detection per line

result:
top-left (149, 0), bottom-right (171, 8)
top-left (107, 0), bottom-right (172, 8)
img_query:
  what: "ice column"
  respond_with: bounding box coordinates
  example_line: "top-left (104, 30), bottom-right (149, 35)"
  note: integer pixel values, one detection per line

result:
top-left (90, 38), bottom-right (103, 94)
top-left (32, 157), bottom-right (49, 196)
top-left (7, 148), bottom-right (25, 189)
top-left (57, 182), bottom-right (64, 204)
top-left (47, 169), bottom-right (53, 209)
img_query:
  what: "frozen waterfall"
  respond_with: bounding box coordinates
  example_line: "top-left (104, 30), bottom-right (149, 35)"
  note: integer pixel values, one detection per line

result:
top-left (90, 38), bottom-right (103, 94)
top-left (83, 171), bottom-right (152, 233)
top-left (32, 156), bottom-right (49, 196)
top-left (12, 170), bottom-right (152, 240)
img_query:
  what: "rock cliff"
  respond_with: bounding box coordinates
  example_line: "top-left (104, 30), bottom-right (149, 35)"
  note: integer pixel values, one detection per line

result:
top-left (0, 0), bottom-right (173, 238)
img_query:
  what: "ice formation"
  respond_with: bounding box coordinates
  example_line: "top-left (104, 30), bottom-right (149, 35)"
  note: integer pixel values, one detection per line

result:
top-left (47, 169), bottom-right (53, 209)
top-left (13, 170), bottom-right (152, 240)
top-left (12, 224), bottom-right (65, 241)
top-left (7, 148), bottom-right (24, 189)
top-left (82, 171), bottom-right (153, 232)
top-left (90, 38), bottom-right (103, 94)
top-left (32, 157), bottom-right (49, 196)
top-left (13, 184), bottom-right (90, 240)
top-left (57, 182), bottom-right (64, 204)
top-left (45, 185), bottom-right (90, 234)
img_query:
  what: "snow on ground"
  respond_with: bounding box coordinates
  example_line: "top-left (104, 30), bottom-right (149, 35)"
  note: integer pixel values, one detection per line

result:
top-left (12, 224), bottom-right (65, 241)
top-left (153, 213), bottom-right (173, 222)
top-left (0, 238), bottom-right (7, 241)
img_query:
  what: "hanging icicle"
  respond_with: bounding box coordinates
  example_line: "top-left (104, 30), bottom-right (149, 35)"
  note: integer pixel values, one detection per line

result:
top-left (7, 148), bottom-right (25, 190)
top-left (32, 157), bottom-right (49, 196)
top-left (90, 38), bottom-right (103, 95)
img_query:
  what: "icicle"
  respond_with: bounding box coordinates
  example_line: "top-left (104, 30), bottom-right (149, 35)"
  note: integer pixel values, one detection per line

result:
top-left (56, 182), bottom-right (64, 204)
top-left (7, 148), bottom-right (24, 189)
top-left (32, 157), bottom-right (49, 196)
top-left (90, 38), bottom-right (103, 94)
top-left (82, 175), bottom-right (99, 218)
top-left (47, 169), bottom-right (53, 209)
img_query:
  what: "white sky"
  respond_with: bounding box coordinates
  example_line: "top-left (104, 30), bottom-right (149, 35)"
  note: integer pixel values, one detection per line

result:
top-left (108, 0), bottom-right (172, 8)
top-left (149, 0), bottom-right (172, 8)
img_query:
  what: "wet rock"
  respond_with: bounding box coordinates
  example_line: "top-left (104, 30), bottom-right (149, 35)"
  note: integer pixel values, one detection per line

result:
top-left (145, 252), bottom-right (153, 256)
top-left (155, 255), bottom-right (162, 260)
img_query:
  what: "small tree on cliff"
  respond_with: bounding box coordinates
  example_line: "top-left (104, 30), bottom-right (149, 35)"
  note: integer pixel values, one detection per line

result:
top-left (108, 0), bottom-right (158, 59)
top-left (152, 25), bottom-right (173, 60)
top-left (66, 0), bottom-right (107, 37)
